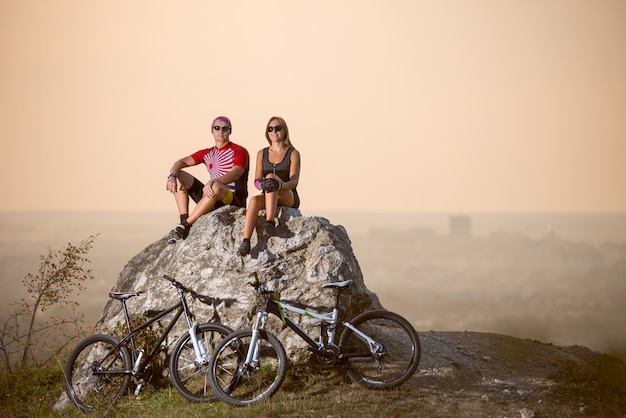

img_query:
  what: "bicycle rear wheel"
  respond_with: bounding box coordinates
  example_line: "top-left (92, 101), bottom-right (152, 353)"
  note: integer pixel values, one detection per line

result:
top-left (339, 310), bottom-right (421, 389)
top-left (208, 329), bottom-right (287, 407)
top-left (64, 334), bottom-right (132, 413)
top-left (169, 323), bottom-right (233, 402)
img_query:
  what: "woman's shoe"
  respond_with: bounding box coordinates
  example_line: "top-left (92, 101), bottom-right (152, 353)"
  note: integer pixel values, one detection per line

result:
top-left (263, 220), bottom-right (275, 237)
top-left (237, 240), bottom-right (251, 256)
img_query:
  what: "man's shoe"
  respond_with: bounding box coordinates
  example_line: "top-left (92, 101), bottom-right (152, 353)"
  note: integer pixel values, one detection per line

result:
top-left (263, 220), bottom-right (275, 237)
top-left (237, 240), bottom-right (251, 256)
top-left (167, 224), bottom-right (189, 244)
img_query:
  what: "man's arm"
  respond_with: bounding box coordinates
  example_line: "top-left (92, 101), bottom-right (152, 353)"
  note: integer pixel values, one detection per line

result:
top-left (212, 145), bottom-right (249, 185)
top-left (211, 165), bottom-right (245, 186)
top-left (166, 156), bottom-right (197, 194)
top-left (168, 156), bottom-right (196, 177)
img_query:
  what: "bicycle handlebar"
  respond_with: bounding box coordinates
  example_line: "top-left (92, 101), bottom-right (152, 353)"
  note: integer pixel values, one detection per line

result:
top-left (249, 273), bottom-right (283, 303)
top-left (249, 272), bottom-right (267, 292)
top-left (162, 274), bottom-right (236, 307)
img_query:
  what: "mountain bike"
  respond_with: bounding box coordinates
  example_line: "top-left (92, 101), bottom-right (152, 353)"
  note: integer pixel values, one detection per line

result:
top-left (64, 274), bottom-right (234, 413)
top-left (208, 273), bottom-right (421, 407)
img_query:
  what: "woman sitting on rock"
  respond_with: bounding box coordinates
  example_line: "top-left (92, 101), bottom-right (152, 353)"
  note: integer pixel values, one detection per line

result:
top-left (237, 116), bottom-right (301, 256)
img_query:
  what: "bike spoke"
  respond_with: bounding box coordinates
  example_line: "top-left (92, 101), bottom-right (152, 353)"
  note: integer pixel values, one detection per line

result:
top-left (339, 311), bottom-right (421, 389)
top-left (209, 330), bottom-right (286, 406)
top-left (64, 335), bottom-right (131, 413)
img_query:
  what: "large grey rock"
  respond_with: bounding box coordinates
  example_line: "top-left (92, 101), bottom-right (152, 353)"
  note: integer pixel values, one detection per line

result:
top-left (98, 206), bottom-right (382, 362)
top-left (54, 206), bottom-right (382, 411)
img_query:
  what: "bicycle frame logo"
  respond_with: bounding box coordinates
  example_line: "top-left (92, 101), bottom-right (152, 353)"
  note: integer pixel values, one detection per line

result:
top-left (273, 298), bottom-right (340, 348)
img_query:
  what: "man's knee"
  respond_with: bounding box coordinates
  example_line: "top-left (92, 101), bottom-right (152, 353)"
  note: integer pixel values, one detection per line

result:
top-left (176, 171), bottom-right (195, 189)
top-left (211, 182), bottom-right (227, 199)
top-left (177, 181), bottom-right (189, 193)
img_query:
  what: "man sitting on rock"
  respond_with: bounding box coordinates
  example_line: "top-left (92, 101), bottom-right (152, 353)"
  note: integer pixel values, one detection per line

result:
top-left (165, 116), bottom-right (249, 244)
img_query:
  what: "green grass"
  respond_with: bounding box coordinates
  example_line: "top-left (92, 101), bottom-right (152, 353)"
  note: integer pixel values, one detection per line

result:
top-left (1, 366), bottom-right (67, 418)
top-left (0, 363), bottom-right (417, 418)
top-left (3, 357), bottom-right (626, 418)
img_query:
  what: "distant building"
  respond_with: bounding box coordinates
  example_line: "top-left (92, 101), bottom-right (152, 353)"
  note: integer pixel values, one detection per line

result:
top-left (544, 223), bottom-right (558, 240)
top-left (450, 215), bottom-right (471, 236)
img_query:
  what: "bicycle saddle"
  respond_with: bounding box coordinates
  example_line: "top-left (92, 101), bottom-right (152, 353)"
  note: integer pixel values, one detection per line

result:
top-left (109, 291), bottom-right (142, 300)
top-left (322, 280), bottom-right (353, 289)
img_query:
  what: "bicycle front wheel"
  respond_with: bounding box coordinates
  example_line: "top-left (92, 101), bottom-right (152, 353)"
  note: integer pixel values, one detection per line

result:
top-left (169, 322), bottom-right (233, 402)
top-left (64, 334), bottom-right (132, 413)
top-left (209, 329), bottom-right (287, 407)
top-left (339, 310), bottom-right (421, 389)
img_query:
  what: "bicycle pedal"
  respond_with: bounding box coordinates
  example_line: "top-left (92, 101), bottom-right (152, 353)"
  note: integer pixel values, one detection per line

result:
top-left (134, 383), bottom-right (144, 396)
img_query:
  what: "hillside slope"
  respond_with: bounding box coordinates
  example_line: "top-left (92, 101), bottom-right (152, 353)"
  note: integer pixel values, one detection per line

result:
top-left (393, 331), bottom-right (626, 417)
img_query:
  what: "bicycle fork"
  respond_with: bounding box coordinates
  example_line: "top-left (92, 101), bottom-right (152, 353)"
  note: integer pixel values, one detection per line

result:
top-left (189, 323), bottom-right (209, 365)
top-left (223, 312), bottom-right (266, 395)
top-left (238, 311), bottom-right (267, 375)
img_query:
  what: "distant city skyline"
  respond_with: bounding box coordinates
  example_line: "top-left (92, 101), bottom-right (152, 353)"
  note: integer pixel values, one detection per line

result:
top-left (2, 1), bottom-right (625, 213)
top-left (2, 211), bottom-right (625, 362)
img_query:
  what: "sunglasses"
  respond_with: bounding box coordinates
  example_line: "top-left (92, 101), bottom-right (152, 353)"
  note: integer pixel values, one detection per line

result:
top-left (267, 125), bottom-right (283, 133)
top-left (213, 125), bottom-right (230, 132)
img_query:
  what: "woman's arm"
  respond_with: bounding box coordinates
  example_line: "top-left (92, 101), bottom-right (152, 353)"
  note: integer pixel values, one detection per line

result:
top-left (253, 149), bottom-right (265, 190)
top-left (281, 149), bottom-right (300, 190)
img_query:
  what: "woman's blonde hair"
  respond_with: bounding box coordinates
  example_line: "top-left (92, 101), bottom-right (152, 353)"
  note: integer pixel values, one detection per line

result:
top-left (265, 116), bottom-right (292, 148)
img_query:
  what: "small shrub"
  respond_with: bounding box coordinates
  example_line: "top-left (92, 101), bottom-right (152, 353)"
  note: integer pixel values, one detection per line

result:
top-left (0, 236), bottom-right (97, 373)
top-left (110, 313), bottom-right (169, 388)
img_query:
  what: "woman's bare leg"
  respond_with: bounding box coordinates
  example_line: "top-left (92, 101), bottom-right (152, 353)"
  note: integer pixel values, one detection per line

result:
top-left (243, 195), bottom-right (265, 239)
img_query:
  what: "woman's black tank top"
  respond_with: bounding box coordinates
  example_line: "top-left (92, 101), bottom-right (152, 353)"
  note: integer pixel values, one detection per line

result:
top-left (261, 147), bottom-right (300, 208)
top-left (262, 147), bottom-right (294, 182)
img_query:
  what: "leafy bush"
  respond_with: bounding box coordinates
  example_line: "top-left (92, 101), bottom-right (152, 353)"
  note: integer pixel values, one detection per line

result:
top-left (0, 236), bottom-right (97, 373)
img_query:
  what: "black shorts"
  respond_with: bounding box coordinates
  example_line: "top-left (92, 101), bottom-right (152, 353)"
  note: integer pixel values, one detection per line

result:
top-left (188, 177), bottom-right (244, 208)
top-left (262, 188), bottom-right (300, 209)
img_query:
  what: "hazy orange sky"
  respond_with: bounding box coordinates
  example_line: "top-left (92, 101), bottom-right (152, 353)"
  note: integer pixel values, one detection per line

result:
top-left (2, 1), bottom-right (625, 214)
